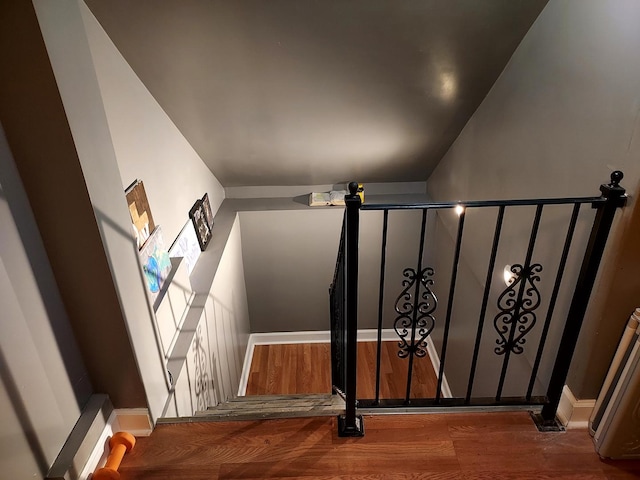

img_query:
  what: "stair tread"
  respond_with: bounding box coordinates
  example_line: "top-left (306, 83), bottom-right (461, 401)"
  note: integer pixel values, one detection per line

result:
top-left (208, 398), bottom-right (340, 411)
top-left (227, 393), bottom-right (332, 403)
top-left (196, 405), bottom-right (344, 416)
top-left (161, 407), bottom-right (341, 424)
top-left (157, 394), bottom-right (344, 425)
top-left (182, 394), bottom-right (344, 422)
top-left (203, 398), bottom-right (342, 411)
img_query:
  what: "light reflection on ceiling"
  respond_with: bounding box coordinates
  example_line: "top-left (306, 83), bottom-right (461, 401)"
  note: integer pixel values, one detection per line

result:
top-left (85, 0), bottom-right (548, 187)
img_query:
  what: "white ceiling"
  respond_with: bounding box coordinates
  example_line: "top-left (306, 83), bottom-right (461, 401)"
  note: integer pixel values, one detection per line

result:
top-left (85, 0), bottom-right (548, 187)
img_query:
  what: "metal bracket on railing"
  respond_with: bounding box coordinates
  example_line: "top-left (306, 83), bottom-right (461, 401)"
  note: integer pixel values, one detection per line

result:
top-left (332, 386), bottom-right (347, 402)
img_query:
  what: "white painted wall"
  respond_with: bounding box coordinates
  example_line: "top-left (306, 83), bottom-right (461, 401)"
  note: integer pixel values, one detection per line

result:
top-left (33, 0), bottom-right (169, 419)
top-left (239, 206), bottom-right (426, 333)
top-left (239, 208), bottom-right (343, 333)
top-left (0, 128), bottom-right (91, 477)
top-left (167, 215), bottom-right (250, 416)
top-left (33, 0), bottom-right (231, 424)
top-left (206, 215), bottom-right (251, 401)
top-left (81, 3), bottom-right (225, 243)
top-left (427, 0), bottom-right (640, 398)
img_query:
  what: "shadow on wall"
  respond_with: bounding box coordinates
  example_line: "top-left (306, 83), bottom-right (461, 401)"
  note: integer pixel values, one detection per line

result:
top-left (93, 206), bottom-right (170, 395)
top-left (204, 294), bottom-right (244, 404)
top-left (0, 347), bottom-right (49, 475)
top-left (94, 205), bottom-right (249, 416)
top-left (0, 160), bottom-right (91, 476)
top-left (167, 293), bottom-right (246, 417)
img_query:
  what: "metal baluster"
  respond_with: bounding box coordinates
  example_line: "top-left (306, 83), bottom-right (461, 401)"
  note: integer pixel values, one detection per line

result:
top-left (436, 208), bottom-right (465, 403)
top-left (374, 210), bottom-right (389, 405)
top-left (465, 206), bottom-right (505, 403)
top-left (495, 204), bottom-right (543, 401)
top-left (404, 209), bottom-right (428, 403)
top-left (526, 203), bottom-right (580, 400)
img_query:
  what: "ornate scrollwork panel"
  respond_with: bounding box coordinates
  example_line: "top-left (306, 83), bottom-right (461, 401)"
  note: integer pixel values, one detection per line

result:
top-left (394, 267), bottom-right (437, 358)
top-left (494, 263), bottom-right (542, 355)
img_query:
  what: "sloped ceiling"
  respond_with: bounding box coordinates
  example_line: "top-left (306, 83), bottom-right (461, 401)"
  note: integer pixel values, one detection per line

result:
top-left (85, 0), bottom-right (548, 187)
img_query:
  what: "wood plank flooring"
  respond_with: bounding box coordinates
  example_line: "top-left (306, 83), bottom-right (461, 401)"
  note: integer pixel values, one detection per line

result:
top-left (119, 412), bottom-right (640, 479)
top-left (246, 341), bottom-right (438, 399)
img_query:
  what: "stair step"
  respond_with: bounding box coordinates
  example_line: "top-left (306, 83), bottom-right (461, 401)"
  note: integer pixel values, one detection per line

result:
top-left (225, 393), bottom-right (331, 403)
top-left (158, 394), bottom-right (346, 423)
top-left (207, 396), bottom-right (338, 412)
top-left (202, 400), bottom-right (342, 415)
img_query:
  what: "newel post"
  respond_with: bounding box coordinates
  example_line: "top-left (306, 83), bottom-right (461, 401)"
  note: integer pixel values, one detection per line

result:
top-left (536, 171), bottom-right (626, 429)
top-left (338, 182), bottom-right (365, 437)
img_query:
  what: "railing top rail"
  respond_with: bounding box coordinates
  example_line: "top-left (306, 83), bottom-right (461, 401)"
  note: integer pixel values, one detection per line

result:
top-left (361, 195), bottom-right (605, 211)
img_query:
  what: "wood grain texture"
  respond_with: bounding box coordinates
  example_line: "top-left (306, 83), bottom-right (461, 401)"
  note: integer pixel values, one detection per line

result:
top-left (119, 413), bottom-right (640, 479)
top-left (246, 341), bottom-right (438, 399)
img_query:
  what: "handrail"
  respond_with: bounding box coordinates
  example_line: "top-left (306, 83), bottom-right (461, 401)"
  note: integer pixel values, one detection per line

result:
top-left (362, 195), bottom-right (605, 211)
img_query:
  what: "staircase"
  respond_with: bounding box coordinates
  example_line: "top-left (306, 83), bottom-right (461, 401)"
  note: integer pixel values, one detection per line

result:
top-left (159, 394), bottom-right (345, 424)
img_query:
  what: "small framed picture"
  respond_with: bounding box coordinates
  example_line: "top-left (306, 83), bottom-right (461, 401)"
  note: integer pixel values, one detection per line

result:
top-left (201, 193), bottom-right (214, 230)
top-left (125, 179), bottom-right (155, 250)
top-left (189, 199), bottom-right (211, 251)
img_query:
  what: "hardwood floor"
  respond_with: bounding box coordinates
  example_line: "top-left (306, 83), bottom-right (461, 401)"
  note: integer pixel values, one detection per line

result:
top-left (119, 413), bottom-right (640, 479)
top-left (246, 341), bottom-right (438, 399)
top-left (120, 341), bottom-right (640, 479)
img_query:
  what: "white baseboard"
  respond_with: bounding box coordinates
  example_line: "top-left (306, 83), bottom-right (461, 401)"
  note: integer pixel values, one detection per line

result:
top-left (237, 329), bottom-right (452, 398)
top-left (556, 385), bottom-right (595, 429)
top-left (425, 339), bottom-right (453, 398)
top-left (78, 408), bottom-right (152, 479)
top-left (113, 408), bottom-right (153, 437)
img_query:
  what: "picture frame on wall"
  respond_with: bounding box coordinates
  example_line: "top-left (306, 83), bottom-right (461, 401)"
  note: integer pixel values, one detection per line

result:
top-left (138, 225), bottom-right (172, 305)
top-left (125, 179), bottom-right (155, 250)
top-left (189, 199), bottom-right (211, 251)
top-left (169, 220), bottom-right (202, 275)
top-left (201, 193), bottom-right (214, 230)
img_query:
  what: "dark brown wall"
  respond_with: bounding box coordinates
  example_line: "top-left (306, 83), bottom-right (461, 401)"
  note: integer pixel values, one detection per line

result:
top-left (0, 0), bottom-right (146, 407)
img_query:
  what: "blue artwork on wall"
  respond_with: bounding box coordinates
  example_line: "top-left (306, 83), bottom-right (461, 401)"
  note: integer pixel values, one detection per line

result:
top-left (139, 225), bottom-right (172, 303)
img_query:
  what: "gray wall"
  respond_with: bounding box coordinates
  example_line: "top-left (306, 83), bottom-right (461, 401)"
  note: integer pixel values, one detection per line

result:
top-left (0, 126), bottom-right (92, 476)
top-left (2, 0), bottom-right (234, 438)
top-left (1, 0), bottom-right (150, 414)
top-left (426, 0), bottom-right (640, 399)
top-left (82, 3), bottom-right (225, 244)
top-left (239, 204), bottom-right (426, 333)
top-left (165, 215), bottom-right (251, 416)
top-left (32, 0), bottom-right (169, 418)
top-left (240, 208), bottom-right (343, 333)
top-left (30, 0), bottom-right (232, 422)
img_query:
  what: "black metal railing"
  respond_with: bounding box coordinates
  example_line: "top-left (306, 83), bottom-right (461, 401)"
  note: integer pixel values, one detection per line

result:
top-left (330, 215), bottom-right (346, 396)
top-left (330, 196), bottom-right (364, 436)
top-left (330, 173), bottom-right (626, 435)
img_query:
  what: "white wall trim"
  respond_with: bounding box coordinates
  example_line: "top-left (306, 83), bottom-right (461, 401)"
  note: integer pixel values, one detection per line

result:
top-left (425, 339), bottom-right (453, 399)
top-left (78, 408), bottom-right (152, 479)
top-left (238, 330), bottom-right (451, 398)
top-left (225, 181), bottom-right (427, 199)
top-left (556, 385), bottom-right (595, 429)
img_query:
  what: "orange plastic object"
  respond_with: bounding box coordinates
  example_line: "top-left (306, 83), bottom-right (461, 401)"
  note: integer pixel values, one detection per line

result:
top-left (93, 432), bottom-right (136, 480)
